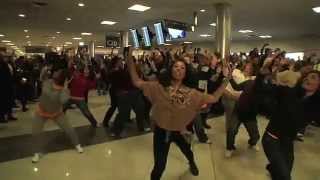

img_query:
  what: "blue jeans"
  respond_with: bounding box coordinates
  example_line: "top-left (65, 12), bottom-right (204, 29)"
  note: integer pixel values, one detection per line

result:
top-left (262, 132), bottom-right (294, 180)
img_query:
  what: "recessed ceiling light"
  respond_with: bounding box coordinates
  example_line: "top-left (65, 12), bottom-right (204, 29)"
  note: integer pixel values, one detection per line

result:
top-left (56, 32), bottom-right (61, 34)
top-left (6, 43), bottom-right (14, 46)
top-left (239, 30), bottom-right (254, 33)
top-left (26, 36), bottom-right (30, 38)
top-left (100, 20), bottom-right (117, 25)
top-left (0, 34), bottom-right (4, 37)
top-left (312, 7), bottom-right (320, 13)
top-left (259, 35), bottom-right (272, 39)
top-left (72, 37), bottom-right (82, 40)
top-left (184, 41), bottom-right (192, 44)
top-left (51, 36), bottom-right (56, 39)
top-left (79, 42), bottom-right (85, 46)
top-left (65, 42), bottom-right (73, 45)
top-left (210, 23), bottom-right (216, 27)
top-left (200, 34), bottom-right (212, 37)
top-left (66, 17), bottom-right (72, 21)
top-left (128, 4), bottom-right (151, 12)
top-left (1, 40), bottom-right (11, 43)
top-left (81, 32), bottom-right (92, 36)
top-left (27, 41), bottom-right (31, 43)
top-left (96, 45), bottom-right (104, 48)
top-left (78, 3), bottom-right (85, 7)
top-left (24, 29), bottom-right (28, 33)
top-left (18, 14), bottom-right (26, 18)
top-left (200, 9), bottom-right (206, 12)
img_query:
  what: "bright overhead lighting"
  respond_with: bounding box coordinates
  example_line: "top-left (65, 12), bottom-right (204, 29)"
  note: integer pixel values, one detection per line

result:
top-left (128, 4), bottom-right (151, 12)
top-left (72, 37), bottom-right (82, 40)
top-left (18, 14), bottom-right (26, 18)
top-left (184, 41), bottom-right (192, 44)
top-left (312, 7), bottom-right (320, 13)
top-left (200, 34), bottom-right (212, 37)
top-left (65, 42), bottom-right (73, 45)
top-left (79, 42), bottom-right (85, 46)
top-left (81, 32), bottom-right (92, 36)
top-left (25, 36), bottom-right (30, 38)
top-left (56, 32), bottom-right (61, 34)
top-left (1, 40), bottom-right (11, 43)
top-left (210, 23), bottom-right (216, 27)
top-left (6, 43), bottom-right (14, 46)
top-left (100, 20), bottom-right (117, 25)
top-left (51, 36), bottom-right (56, 39)
top-left (24, 29), bottom-right (29, 33)
top-left (239, 30), bottom-right (254, 33)
top-left (0, 34), bottom-right (4, 37)
top-left (66, 17), bottom-right (72, 21)
top-left (96, 45), bottom-right (104, 48)
top-left (200, 9), bottom-right (206, 12)
top-left (78, 3), bottom-right (85, 7)
top-left (259, 35), bottom-right (272, 39)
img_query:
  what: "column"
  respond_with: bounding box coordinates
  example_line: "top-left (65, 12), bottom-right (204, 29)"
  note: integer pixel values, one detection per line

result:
top-left (120, 31), bottom-right (129, 47)
top-left (215, 3), bottom-right (232, 62)
top-left (89, 41), bottom-right (95, 58)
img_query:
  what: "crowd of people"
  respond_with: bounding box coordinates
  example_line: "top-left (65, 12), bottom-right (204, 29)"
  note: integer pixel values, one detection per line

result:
top-left (0, 43), bottom-right (319, 180)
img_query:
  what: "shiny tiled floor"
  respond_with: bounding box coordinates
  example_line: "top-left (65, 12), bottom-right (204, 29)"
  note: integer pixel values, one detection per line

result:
top-left (0, 93), bottom-right (319, 180)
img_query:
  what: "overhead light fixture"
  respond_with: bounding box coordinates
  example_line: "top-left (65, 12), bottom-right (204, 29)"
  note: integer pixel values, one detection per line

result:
top-left (259, 35), bottom-right (272, 39)
top-left (66, 17), bottom-right (72, 21)
top-left (200, 9), bottom-right (206, 12)
top-left (200, 34), bottom-right (212, 37)
top-left (210, 23), bottom-right (216, 27)
top-left (6, 43), bottom-right (14, 46)
top-left (27, 41), bottom-right (31, 43)
top-left (312, 7), bottom-right (320, 13)
top-left (128, 4), bottom-right (151, 12)
top-left (184, 41), bottom-right (192, 44)
top-left (0, 34), bottom-right (4, 37)
top-left (24, 29), bottom-right (28, 33)
top-left (25, 36), bottom-right (30, 38)
top-left (56, 32), bottom-right (61, 34)
top-left (65, 42), bottom-right (73, 45)
top-left (100, 20), bottom-right (117, 25)
top-left (18, 14), bottom-right (26, 18)
top-left (1, 40), bottom-right (11, 43)
top-left (81, 32), bottom-right (92, 36)
top-left (78, 2), bottom-right (85, 7)
top-left (191, 25), bottom-right (195, 32)
top-left (51, 36), bottom-right (56, 39)
top-left (96, 45), bottom-right (104, 48)
top-left (239, 30), bottom-right (254, 33)
top-left (72, 37), bottom-right (82, 40)
top-left (79, 42), bottom-right (85, 46)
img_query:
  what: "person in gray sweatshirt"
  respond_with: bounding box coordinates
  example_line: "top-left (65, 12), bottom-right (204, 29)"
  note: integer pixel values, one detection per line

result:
top-left (32, 69), bottom-right (83, 163)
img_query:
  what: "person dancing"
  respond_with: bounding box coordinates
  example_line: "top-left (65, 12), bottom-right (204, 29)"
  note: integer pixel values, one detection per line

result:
top-left (126, 48), bottom-right (230, 180)
top-left (32, 69), bottom-right (83, 163)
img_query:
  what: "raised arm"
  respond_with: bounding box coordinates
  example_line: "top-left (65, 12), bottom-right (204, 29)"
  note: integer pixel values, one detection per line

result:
top-left (126, 48), bottom-right (145, 89)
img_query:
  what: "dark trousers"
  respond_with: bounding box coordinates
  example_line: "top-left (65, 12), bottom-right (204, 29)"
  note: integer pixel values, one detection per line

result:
top-left (103, 87), bottom-right (117, 126)
top-left (262, 132), bottom-right (294, 180)
top-left (111, 90), bottom-right (146, 135)
top-left (151, 126), bottom-right (196, 180)
top-left (63, 99), bottom-right (97, 126)
top-left (193, 113), bottom-right (208, 142)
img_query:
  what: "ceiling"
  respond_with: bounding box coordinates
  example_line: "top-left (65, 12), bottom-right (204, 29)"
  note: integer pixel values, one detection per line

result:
top-left (0, 0), bottom-right (320, 51)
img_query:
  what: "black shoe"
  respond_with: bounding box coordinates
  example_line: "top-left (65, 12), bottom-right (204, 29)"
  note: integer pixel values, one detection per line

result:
top-left (22, 107), bottom-right (29, 112)
top-left (203, 124), bottom-right (211, 129)
top-left (8, 116), bottom-right (18, 121)
top-left (189, 162), bottom-right (199, 176)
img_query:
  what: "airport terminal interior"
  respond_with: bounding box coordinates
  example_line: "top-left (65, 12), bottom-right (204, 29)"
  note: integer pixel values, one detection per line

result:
top-left (0, 0), bottom-right (320, 180)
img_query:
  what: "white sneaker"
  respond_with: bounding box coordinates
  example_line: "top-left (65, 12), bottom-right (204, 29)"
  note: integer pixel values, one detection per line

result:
top-left (75, 144), bottom-right (84, 153)
top-left (144, 127), bottom-right (151, 132)
top-left (225, 150), bottom-right (233, 158)
top-left (249, 145), bottom-right (260, 152)
top-left (32, 153), bottom-right (40, 163)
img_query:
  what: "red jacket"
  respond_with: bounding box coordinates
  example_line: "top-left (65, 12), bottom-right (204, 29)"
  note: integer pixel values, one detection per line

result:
top-left (69, 71), bottom-right (96, 100)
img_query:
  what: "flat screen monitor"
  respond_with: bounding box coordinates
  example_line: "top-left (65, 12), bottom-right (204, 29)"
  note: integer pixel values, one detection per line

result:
top-left (167, 28), bottom-right (186, 39)
top-left (154, 23), bottom-right (165, 45)
top-left (129, 29), bottom-right (140, 48)
top-left (141, 26), bottom-right (151, 47)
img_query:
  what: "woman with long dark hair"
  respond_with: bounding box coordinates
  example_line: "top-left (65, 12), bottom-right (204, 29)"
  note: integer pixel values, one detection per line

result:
top-left (126, 48), bottom-right (230, 180)
top-left (258, 59), bottom-right (320, 180)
